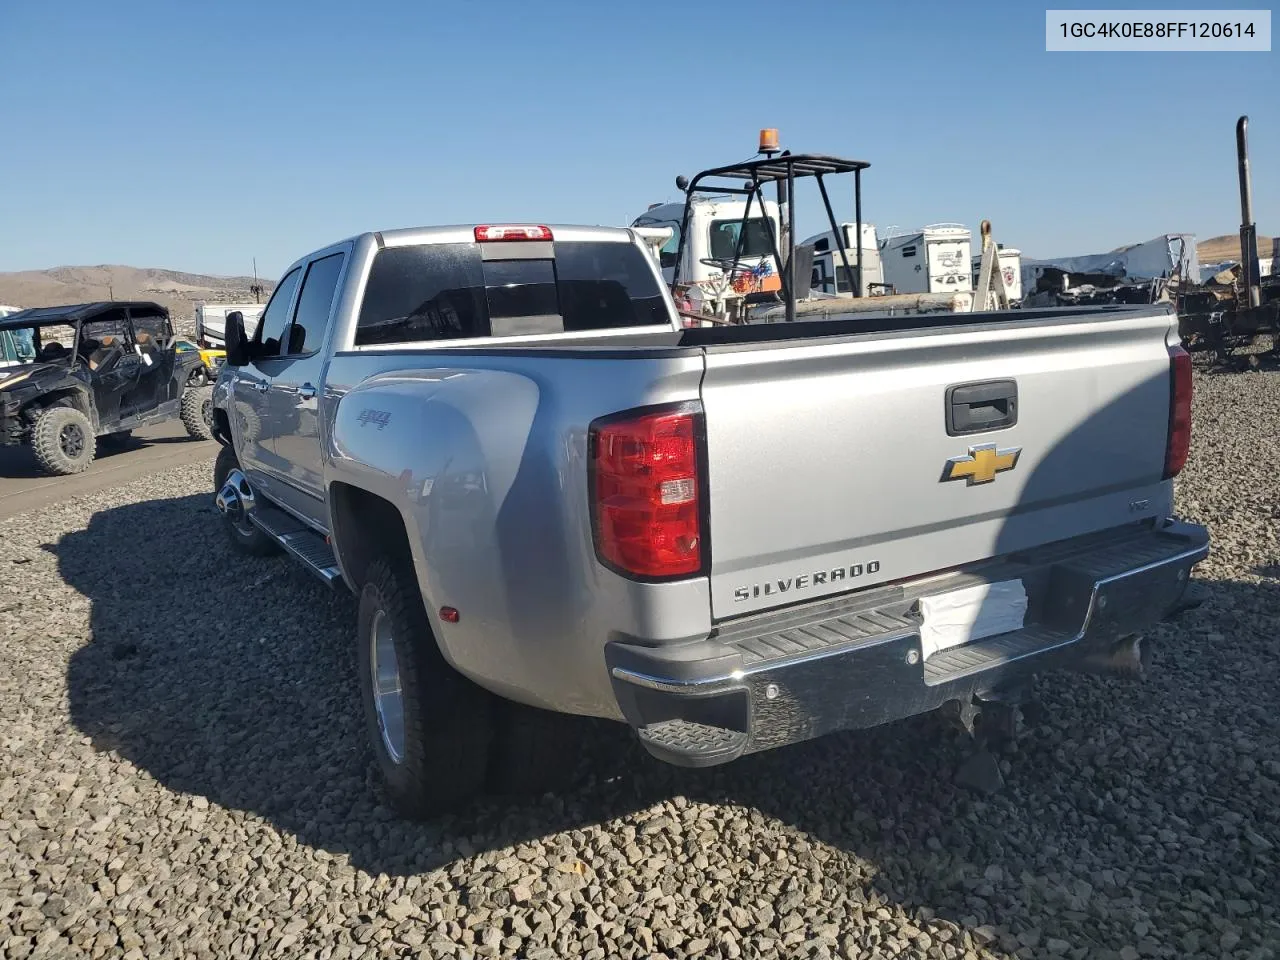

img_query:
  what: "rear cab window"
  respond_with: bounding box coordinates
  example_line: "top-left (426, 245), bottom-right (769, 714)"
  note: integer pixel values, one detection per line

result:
top-left (354, 235), bottom-right (674, 346)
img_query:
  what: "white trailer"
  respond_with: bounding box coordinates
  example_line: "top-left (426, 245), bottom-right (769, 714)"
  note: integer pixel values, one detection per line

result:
top-left (196, 302), bottom-right (265, 349)
top-left (971, 246), bottom-right (1023, 304)
top-left (879, 224), bottom-right (973, 296)
top-left (800, 222), bottom-right (884, 297)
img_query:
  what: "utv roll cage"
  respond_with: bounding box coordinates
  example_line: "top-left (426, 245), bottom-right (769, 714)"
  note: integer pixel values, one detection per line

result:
top-left (0, 301), bottom-right (171, 364)
top-left (669, 151), bottom-right (871, 323)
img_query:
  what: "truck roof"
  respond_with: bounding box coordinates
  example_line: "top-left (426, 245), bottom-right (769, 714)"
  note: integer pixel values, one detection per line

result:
top-left (364, 223), bottom-right (639, 249)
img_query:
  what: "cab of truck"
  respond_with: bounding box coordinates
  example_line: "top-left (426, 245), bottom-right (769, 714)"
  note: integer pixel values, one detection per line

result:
top-left (631, 197), bottom-right (783, 310)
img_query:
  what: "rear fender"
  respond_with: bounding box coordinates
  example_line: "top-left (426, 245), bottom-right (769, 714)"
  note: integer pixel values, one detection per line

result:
top-left (326, 367), bottom-right (540, 679)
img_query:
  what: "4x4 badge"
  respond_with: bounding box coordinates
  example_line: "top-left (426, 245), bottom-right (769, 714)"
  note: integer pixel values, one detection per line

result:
top-left (942, 443), bottom-right (1021, 486)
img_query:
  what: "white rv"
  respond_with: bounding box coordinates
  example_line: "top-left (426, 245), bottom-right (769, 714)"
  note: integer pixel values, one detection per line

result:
top-left (631, 197), bottom-right (784, 315)
top-left (971, 246), bottom-right (1024, 304)
top-left (879, 224), bottom-right (973, 296)
top-left (195, 302), bottom-right (266, 349)
top-left (800, 223), bottom-right (884, 297)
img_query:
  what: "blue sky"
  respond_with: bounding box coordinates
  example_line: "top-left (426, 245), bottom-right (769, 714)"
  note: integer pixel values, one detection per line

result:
top-left (0, 0), bottom-right (1275, 278)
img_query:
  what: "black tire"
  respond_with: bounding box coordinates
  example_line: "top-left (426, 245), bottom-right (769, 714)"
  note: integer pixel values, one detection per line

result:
top-left (213, 445), bottom-right (277, 556)
top-left (32, 406), bottom-right (96, 475)
top-left (188, 367), bottom-right (208, 387)
top-left (181, 385), bottom-right (215, 440)
top-left (486, 700), bottom-right (587, 798)
top-left (357, 556), bottom-right (494, 819)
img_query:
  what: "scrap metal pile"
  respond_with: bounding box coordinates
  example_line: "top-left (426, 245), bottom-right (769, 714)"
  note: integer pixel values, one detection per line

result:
top-left (1022, 116), bottom-right (1277, 368)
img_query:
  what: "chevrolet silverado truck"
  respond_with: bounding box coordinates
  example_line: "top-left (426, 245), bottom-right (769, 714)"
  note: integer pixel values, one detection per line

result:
top-left (209, 218), bottom-right (1209, 819)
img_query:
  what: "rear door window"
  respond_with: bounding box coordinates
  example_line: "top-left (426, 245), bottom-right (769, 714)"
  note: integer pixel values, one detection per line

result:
top-left (355, 239), bottom-right (671, 346)
top-left (129, 308), bottom-right (170, 361)
top-left (286, 253), bottom-right (346, 355)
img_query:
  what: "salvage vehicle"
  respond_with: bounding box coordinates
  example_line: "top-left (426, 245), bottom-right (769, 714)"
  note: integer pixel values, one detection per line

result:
top-left (0, 301), bottom-right (216, 475)
top-left (176, 338), bottom-right (227, 386)
top-left (210, 172), bottom-right (1209, 820)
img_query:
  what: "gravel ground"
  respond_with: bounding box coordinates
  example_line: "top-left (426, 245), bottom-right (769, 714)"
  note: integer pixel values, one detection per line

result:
top-left (2, 368), bottom-right (1279, 960)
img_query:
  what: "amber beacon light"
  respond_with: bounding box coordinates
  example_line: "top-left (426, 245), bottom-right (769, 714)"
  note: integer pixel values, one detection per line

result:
top-left (758, 128), bottom-right (779, 155)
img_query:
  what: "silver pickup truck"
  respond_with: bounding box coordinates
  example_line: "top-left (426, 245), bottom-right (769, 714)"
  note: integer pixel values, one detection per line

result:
top-left (210, 221), bottom-right (1209, 819)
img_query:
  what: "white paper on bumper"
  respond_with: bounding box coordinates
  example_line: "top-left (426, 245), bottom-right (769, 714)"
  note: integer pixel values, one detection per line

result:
top-left (918, 580), bottom-right (1028, 661)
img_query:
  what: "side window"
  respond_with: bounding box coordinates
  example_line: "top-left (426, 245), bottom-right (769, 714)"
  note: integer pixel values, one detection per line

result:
top-left (286, 253), bottom-right (346, 355)
top-left (80, 316), bottom-right (131, 372)
top-left (130, 309), bottom-right (170, 360)
top-left (659, 222), bottom-right (681, 268)
top-left (254, 267), bottom-right (303, 357)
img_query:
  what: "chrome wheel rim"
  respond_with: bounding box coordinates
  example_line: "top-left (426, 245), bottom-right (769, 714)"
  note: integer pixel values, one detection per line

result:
top-left (59, 423), bottom-right (85, 458)
top-left (370, 609), bottom-right (406, 764)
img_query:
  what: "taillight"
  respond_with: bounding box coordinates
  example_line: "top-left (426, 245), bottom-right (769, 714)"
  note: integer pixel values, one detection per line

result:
top-left (474, 224), bottom-right (553, 242)
top-left (1164, 344), bottom-right (1192, 479)
top-left (589, 403), bottom-right (705, 580)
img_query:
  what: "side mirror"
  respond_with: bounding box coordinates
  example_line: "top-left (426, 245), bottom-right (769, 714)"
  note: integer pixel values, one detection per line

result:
top-left (225, 311), bottom-right (249, 367)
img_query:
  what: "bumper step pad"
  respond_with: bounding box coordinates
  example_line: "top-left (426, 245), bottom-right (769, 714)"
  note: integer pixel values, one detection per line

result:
top-left (636, 719), bottom-right (748, 767)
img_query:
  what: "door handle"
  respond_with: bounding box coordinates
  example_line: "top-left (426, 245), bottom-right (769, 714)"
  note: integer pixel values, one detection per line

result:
top-left (298, 383), bottom-right (317, 400)
top-left (254, 381), bottom-right (270, 393)
top-left (945, 379), bottom-right (1018, 436)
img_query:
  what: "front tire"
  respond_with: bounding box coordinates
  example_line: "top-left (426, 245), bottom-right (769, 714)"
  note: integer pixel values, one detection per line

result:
top-left (357, 556), bottom-right (494, 819)
top-left (213, 445), bottom-right (277, 556)
top-left (32, 406), bottom-right (96, 475)
top-left (181, 386), bottom-right (215, 440)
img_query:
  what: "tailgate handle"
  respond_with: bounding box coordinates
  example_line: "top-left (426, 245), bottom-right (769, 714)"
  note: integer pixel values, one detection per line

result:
top-left (946, 379), bottom-right (1017, 436)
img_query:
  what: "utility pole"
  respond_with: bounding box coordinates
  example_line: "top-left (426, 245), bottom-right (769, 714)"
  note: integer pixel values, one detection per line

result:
top-left (251, 257), bottom-right (263, 303)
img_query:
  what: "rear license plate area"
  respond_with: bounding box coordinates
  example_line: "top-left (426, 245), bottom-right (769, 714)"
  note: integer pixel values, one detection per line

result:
top-left (918, 579), bottom-right (1028, 661)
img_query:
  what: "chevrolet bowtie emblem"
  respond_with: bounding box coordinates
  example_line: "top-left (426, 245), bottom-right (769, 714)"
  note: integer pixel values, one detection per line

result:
top-left (942, 443), bottom-right (1021, 485)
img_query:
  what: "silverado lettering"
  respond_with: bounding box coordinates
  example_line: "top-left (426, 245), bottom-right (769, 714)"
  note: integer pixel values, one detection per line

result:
top-left (734, 561), bottom-right (882, 602)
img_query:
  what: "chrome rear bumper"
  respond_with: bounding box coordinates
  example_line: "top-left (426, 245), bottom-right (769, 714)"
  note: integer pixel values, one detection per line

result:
top-left (606, 519), bottom-right (1210, 767)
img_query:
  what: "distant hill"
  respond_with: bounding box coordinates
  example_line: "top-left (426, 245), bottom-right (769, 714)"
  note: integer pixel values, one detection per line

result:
top-left (1197, 233), bottom-right (1277, 264)
top-left (0, 265), bottom-right (275, 335)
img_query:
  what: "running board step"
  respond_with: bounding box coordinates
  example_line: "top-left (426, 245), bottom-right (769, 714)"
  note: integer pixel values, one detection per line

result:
top-left (249, 505), bottom-right (342, 588)
top-left (636, 719), bottom-right (749, 768)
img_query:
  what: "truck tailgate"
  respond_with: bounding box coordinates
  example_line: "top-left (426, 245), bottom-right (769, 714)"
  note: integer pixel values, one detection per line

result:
top-left (699, 308), bottom-right (1179, 619)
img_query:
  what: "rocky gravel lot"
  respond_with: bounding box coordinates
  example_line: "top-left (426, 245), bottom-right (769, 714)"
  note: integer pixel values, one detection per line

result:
top-left (2, 367), bottom-right (1279, 960)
